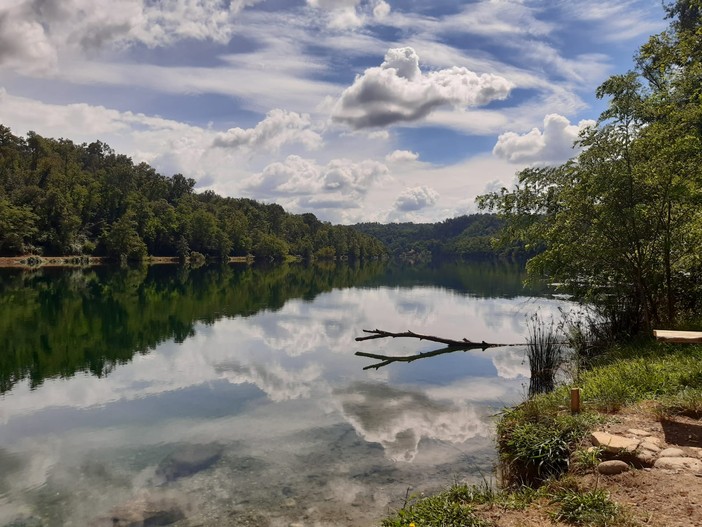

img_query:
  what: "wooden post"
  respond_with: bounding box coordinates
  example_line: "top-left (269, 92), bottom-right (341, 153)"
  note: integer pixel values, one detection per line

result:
top-left (570, 388), bottom-right (581, 414)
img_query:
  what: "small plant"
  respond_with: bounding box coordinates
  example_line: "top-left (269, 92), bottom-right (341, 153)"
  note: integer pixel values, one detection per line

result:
top-left (572, 446), bottom-right (603, 473)
top-left (380, 485), bottom-right (489, 527)
top-left (526, 313), bottom-right (564, 396)
top-left (551, 488), bottom-right (622, 526)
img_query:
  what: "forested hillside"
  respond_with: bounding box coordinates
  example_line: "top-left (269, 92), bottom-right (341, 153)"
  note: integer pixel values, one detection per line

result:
top-left (352, 214), bottom-right (516, 262)
top-left (0, 126), bottom-right (386, 261)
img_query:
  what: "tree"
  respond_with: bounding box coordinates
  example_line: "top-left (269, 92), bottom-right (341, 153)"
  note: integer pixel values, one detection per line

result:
top-left (478, 1), bottom-right (702, 335)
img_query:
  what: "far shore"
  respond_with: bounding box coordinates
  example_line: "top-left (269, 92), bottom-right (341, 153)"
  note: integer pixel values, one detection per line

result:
top-left (0, 255), bottom-right (254, 269)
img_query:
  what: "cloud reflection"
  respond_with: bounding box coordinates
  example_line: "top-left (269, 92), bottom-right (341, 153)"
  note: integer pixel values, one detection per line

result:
top-left (335, 382), bottom-right (488, 462)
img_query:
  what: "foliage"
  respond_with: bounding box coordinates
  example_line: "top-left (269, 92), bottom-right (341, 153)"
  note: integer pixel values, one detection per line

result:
top-left (352, 214), bottom-right (511, 262)
top-left (0, 126), bottom-right (386, 262)
top-left (575, 343), bottom-right (702, 412)
top-left (497, 398), bottom-right (602, 487)
top-left (380, 485), bottom-right (489, 527)
top-left (551, 487), bottom-right (623, 527)
top-left (526, 313), bottom-right (564, 396)
top-left (478, 1), bottom-right (702, 334)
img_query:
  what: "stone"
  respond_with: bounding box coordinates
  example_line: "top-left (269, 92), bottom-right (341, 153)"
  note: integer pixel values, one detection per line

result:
top-left (627, 428), bottom-right (652, 437)
top-left (597, 460), bottom-right (630, 475)
top-left (90, 492), bottom-right (185, 526)
top-left (639, 441), bottom-right (661, 453)
top-left (156, 443), bottom-right (223, 482)
top-left (634, 451), bottom-right (657, 465)
top-left (654, 457), bottom-right (702, 471)
top-left (645, 436), bottom-right (662, 446)
top-left (590, 432), bottom-right (640, 454)
top-left (659, 448), bottom-right (685, 458)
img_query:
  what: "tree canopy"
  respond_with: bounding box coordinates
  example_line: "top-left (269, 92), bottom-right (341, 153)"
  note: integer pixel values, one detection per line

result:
top-left (478, 0), bottom-right (702, 335)
top-left (0, 128), bottom-right (386, 262)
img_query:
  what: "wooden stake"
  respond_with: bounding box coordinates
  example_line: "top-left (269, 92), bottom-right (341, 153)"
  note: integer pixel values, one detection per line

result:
top-left (570, 387), bottom-right (581, 414)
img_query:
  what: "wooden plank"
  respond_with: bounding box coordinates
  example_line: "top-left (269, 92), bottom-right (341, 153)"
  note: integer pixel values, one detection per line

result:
top-left (654, 330), bottom-right (702, 343)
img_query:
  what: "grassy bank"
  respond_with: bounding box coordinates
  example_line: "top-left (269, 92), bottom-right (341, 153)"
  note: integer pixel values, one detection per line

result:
top-left (381, 341), bottom-right (702, 527)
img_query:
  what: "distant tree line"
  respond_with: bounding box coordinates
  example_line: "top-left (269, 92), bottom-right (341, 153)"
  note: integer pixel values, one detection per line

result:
top-left (352, 214), bottom-right (523, 262)
top-left (0, 126), bottom-right (386, 262)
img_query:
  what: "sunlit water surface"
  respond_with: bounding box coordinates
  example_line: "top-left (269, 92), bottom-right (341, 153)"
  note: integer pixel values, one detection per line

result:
top-left (0, 262), bottom-right (571, 526)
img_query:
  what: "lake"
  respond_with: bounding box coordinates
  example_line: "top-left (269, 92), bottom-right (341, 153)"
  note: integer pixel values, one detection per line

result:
top-left (0, 261), bottom-right (568, 527)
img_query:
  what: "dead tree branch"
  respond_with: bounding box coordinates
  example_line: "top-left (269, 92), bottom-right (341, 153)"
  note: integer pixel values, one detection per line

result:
top-left (355, 328), bottom-right (521, 370)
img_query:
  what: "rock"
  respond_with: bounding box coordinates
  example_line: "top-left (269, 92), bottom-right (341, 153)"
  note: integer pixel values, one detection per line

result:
top-left (3, 517), bottom-right (44, 527)
top-left (627, 428), bottom-right (651, 437)
top-left (283, 498), bottom-right (297, 508)
top-left (654, 457), bottom-right (702, 471)
top-left (659, 448), bottom-right (684, 458)
top-left (156, 443), bottom-right (223, 482)
top-left (590, 432), bottom-right (640, 454)
top-left (639, 441), bottom-right (661, 453)
top-left (91, 492), bottom-right (185, 526)
top-left (645, 436), bottom-right (662, 446)
top-left (597, 460), bottom-right (630, 475)
top-left (634, 451), bottom-right (657, 465)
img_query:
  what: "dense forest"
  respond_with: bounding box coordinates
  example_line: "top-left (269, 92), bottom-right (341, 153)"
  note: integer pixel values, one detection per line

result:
top-left (479, 0), bottom-right (702, 335)
top-left (352, 214), bottom-right (514, 262)
top-left (0, 126), bottom-right (386, 261)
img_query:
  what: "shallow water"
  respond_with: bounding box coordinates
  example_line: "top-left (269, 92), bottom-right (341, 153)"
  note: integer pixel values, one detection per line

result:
top-left (0, 262), bottom-right (568, 526)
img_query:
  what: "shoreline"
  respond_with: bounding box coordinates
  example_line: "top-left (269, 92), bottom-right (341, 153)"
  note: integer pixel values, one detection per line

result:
top-left (0, 255), bottom-right (254, 269)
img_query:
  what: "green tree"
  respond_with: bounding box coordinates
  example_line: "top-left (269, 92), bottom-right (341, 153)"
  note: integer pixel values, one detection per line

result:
top-left (478, 1), bottom-right (702, 334)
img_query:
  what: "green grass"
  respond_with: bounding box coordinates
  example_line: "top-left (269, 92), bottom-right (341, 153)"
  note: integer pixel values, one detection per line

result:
top-left (565, 342), bottom-right (702, 412)
top-left (380, 484), bottom-right (489, 527)
top-left (496, 399), bottom-right (602, 487)
top-left (551, 488), bottom-right (623, 526)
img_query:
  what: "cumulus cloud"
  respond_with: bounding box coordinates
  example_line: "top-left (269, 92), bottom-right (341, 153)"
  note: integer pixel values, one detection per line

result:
top-left (394, 185), bottom-right (438, 212)
top-left (385, 150), bottom-right (419, 163)
top-left (332, 47), bottom-right (513, 129)
top-left (248, 155), bottom-right (389, 198)
top-left (0, 0), bottom-right (260, 73)
top-left (213, 109), bottom-right (322, 151)
top-left (307, 0), bottom-right (390, 29)
top-left (493, 113), bottom-right (595, 164)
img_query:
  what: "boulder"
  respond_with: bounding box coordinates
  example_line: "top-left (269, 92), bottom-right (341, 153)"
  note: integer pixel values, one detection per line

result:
top-left (590, 432), bottom-right (640, 454)
top-left (639, 441), bottom-right (661, 453)
top-left (91, 492), bottom-right (185, 526)
top-left (654, 457), bottom-right (702, 471)
top-left (626, 428), bottom-right (652, 437)
top-left (156, 443), bottom-right (223, 482)
top-left (597, 460), bottom-right (630, 475)
top-left (658, 448), bottom-right (684, 458)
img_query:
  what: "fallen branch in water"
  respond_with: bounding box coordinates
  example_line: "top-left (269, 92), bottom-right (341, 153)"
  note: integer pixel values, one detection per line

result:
top-left (354, 329), bottom-right (520, 370)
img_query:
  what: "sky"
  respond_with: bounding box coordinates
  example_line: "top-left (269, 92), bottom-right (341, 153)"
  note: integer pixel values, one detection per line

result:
top-left (0, 0), bottom-right (666, 224)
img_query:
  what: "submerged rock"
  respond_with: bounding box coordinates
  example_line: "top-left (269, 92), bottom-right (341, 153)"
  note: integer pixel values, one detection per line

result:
top-left (90, 491), bottom-right (186, 527)
top-left (156, 443), bottom-right (224, 482)
top-left (3, 517), bottom-right (44, 527)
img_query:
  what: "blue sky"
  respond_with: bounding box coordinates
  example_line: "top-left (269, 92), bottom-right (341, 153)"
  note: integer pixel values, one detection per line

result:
top-left (0, 0), bottom-right (665, 223)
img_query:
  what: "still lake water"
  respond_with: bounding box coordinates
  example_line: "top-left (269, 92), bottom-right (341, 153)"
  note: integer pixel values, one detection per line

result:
top-left (0, 261), bottom-right (569, 526)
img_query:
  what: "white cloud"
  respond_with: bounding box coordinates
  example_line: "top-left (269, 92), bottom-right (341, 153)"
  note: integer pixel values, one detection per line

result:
top-left (213, 109), bottom-right (322, 151)
top-left (306, 0), bottom-right (390, 29)
top-left (0, 0), bottom-right (262, 73)
top-left (247, 155), bottom-right (389, 198)
top-left (394, 185), bottom-right (439, 212)
top-left (385, 150), bottom-right (418, 163)
top-left (332, 47), bottom-right (513, 129)
top-left (493, 113), bottom-right (595, 164)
